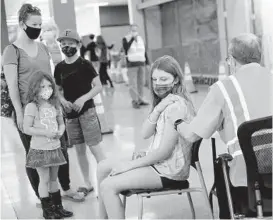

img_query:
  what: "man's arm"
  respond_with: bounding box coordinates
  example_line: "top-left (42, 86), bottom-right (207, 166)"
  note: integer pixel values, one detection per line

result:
top-left (176, 85), bottom-right (224, 142)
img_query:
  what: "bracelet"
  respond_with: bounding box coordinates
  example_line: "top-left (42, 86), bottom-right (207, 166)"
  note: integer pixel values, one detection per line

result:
top-left (147, 115), bottom-right (157, 124)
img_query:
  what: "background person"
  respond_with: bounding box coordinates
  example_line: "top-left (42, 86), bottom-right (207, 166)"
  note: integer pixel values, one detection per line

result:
top-left (96, 56), bottom-right (196, 219)
top-left (122, 24), bottom-right (149, 109)
top-left (96, 35), bottom-right (114, 88)
top-left (86, 34), bottom-right (99, 72)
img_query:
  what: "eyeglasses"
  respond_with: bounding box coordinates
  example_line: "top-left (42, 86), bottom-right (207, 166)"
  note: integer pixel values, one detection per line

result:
top-left (225, 55), bottom-right (233, 65)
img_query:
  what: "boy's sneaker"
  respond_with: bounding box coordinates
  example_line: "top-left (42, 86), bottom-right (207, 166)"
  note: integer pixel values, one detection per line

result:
top-left (36, 201), bottom-right (41, 208)
top-left (132, 101), bottom-right (140, 109)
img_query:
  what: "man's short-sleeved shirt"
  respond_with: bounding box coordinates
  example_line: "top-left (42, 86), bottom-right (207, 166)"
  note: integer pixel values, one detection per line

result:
top-left (190, 63), bottom-right (273, 144)
top-left (54, 57), bottom-right (98, 118)
top-left (2, 43), bottom-right (52, 106)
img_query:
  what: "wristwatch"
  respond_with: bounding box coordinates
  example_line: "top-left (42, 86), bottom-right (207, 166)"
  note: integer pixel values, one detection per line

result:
top-left (174, 119), bottom-right (183, 131)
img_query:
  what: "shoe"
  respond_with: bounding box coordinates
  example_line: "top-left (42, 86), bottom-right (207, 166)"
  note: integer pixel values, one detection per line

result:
top-left (132, 101), bottom-right (140, 109)
top-left (50, 190), bottom-right (73, 218)
top-left (138, 100), bottom-right (149, 106)
top-left (36, 201), bottom-right (42, 208)
top-left (40, 197), bottom-right (61, 219)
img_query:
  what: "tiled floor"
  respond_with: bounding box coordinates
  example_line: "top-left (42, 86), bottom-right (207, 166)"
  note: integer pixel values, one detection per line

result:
top-left (1, 84), bottom-right (226, 219)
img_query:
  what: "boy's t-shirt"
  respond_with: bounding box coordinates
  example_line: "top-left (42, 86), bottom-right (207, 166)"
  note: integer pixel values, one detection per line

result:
top-left (54, 57), bottom-right (98, 119)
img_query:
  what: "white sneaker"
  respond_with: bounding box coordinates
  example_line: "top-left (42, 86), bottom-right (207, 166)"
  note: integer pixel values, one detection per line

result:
top-left (36, 201), bottom-right (41, 208)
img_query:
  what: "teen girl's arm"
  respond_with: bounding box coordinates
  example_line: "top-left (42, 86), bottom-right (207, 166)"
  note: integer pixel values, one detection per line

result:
top-left (141, 108), bottom-right (161, 139)
top-left (141, 95), bottom-right (179, 139)
top-left (111, 117), bottom-right (179, 176)
top-left (131, 118), bottom-right (178, 169)
top-left (23, 103), bottom-right (56, 137)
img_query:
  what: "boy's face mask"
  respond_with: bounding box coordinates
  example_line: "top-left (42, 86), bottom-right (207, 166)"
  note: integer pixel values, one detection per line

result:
top-left (40, 88), bottom-right (53, 100)
top-left (61, 46), bottom-right (78, 57)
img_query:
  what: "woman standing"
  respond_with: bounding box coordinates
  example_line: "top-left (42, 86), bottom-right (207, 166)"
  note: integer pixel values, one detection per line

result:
top-left (96, 35), bottom-right (114, 88)
top-left (2, 4), bottom-right (74, 216)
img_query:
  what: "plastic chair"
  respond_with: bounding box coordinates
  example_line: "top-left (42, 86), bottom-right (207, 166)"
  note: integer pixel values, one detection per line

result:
top-left (121, 139), bottom-right (214, 219)
top-left (210, 116), bottom-right (272, 219)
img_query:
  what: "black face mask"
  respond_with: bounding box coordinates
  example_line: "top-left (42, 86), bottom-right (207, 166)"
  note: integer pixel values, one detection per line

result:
top-left (61, 46), bottom-right (78, 57)
top-left (24, 24), bottom-right (41, 40)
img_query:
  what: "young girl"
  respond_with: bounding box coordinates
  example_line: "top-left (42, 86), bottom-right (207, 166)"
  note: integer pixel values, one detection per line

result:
top-left (96, 55), bottom-right (196, 219)
top-left (23, 72), bottom-right (73, 219)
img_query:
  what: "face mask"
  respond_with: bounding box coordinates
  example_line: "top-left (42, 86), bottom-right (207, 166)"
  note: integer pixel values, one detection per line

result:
top-left (61, 46), bottom-right (78, 57)
top-left (40, 88), bottom-right (53, 100)
top-left (24, 24), bottom-right (41, 40)
top-left (153, 82), bottom-right (174, 98)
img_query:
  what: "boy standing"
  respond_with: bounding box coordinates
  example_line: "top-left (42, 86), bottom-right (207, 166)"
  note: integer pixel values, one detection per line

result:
top-left (54, 29), bottom-right (105, 196)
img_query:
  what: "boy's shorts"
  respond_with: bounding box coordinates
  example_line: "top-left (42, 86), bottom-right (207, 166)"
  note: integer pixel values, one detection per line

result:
top-left (65, 108), bottom-right (102, 147)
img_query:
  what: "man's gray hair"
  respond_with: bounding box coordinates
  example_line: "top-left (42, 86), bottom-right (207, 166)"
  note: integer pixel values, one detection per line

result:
top-left (228, 33), bottom-right (262, 64)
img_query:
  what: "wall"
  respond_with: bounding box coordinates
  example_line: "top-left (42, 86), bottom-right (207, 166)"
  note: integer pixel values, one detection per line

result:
top-left (99, 5), bottom-right (129, 27)
top-left (50, 0), bottom-right (77, 32)
top-left (143, 6), bottom-right (162, 50)
top-left (101, 25), bottom-right (130, 50)
top-left (76, 6), bottom-right (100, 37)
top-left (148, 0), bottom-right (220, 76)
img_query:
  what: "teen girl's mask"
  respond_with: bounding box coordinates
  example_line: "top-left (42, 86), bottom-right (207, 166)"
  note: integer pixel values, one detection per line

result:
top-left (153, 81), bottom-right (175, 98)
top-left (40, 88), bottom-right (53, 100)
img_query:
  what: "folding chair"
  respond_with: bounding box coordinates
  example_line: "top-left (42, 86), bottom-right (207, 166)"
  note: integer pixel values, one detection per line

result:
top-left (121, 139), bottom-right (214, 219)
top-left (210, 116), bottom-right (272, 219)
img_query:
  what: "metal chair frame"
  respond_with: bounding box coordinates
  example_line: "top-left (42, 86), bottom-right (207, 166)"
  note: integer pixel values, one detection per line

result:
top-left (122, 139), bottom-right (214, 219)
top-left (209, 116), bottom-right (272, 219)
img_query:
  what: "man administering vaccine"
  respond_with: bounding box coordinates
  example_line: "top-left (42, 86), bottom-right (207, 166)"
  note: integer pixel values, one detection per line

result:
top-left (170, 33), bottom-right (273, 219)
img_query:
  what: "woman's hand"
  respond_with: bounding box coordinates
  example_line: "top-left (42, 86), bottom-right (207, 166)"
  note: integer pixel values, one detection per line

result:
top-left (154, 94), bottom-right (179, 113)
top-left (16, 110), bottom-right (24, 131)
top-left (109, 161), bottom-right (134, 176)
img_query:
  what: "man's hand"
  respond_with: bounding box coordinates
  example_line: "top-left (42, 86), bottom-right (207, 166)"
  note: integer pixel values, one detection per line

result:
top-left (62, 100), bottom-right (73, 113)
top-left (73, 96), bottom-right (86, 113)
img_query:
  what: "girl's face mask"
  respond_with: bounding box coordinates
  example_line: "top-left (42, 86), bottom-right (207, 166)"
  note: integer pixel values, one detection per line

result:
top-left (153, 82), bottom-right (174, 98)
top-left (40, 88), bottom-right (53, 100)
top-left (152, 69), bottom-right (176, 98)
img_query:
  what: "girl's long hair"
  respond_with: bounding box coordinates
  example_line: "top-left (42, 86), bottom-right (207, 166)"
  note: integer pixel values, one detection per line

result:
top-left (26, 72), bottom-right (60, 109)
top-left (149, 55), bottom-right (196, 115)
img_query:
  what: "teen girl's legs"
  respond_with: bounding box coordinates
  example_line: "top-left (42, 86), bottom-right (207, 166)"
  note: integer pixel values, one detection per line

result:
top-left (97, 159), bottom-right (163, 219)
